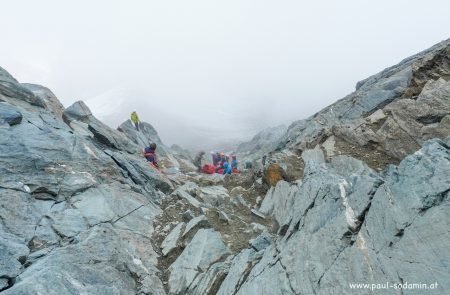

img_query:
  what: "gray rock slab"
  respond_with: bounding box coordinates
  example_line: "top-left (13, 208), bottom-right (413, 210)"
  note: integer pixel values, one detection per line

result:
top-left (0, 80), bottom-right (46, 108)
top-left (218, 211), bottom-right (230, 224)
top-left (187, 259), bottom-right (231, 295)
top-left (217, 249), bottom-right (257, 295)
top-left (161, 222), bottom-right (185, 256)
top-left (236, 261), bottom-right (294, 295)
top-left (183, 215), bottom-right (209, 237)
top-left (250, 209), bottom-right (266, 220)
top-left (108, 150), bottom-right (173, 194)
top-left (71, 184), bottom-right (161, 234)
top-left (69, 120), bottom-right (94, 137)
top-left (50, 209), bottom-right (89, 238)
top-left (4, 224), bottom-right (154, 295)
top-left (169, 228), bottom-right (230, 294)
top-left (62, 100), bottom-right (92, 123)
top-left (0, 189), bottom-right (54, 242)
top-left (249, 231), bottom-right (272, 252)
top-left (259, 180), bottom-right (298, 227)
top-left (198, 186), bottom-right (230, 207)
top-left (22, 83), bottom-right (65, 118)
top-left (0, 232), bottom-right (29, 280)
top-left (182, 210), bottom-right (195, 222)
top-left (0, 102), bottom-right (22, 125)
top-left (71, 189), bottom-right (116, 226)
top-left (175, 189), bottom-right (201, 208)
top-left (88, 118), bottom-right (137, 154)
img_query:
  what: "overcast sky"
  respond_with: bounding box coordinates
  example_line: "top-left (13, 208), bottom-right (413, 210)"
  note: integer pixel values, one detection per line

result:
top-left (1, 0), bottom-right (449, 149)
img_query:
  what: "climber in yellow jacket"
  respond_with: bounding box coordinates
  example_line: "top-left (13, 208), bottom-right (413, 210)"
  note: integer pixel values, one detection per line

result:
top-left (131, 110), bottom-right (140, 131)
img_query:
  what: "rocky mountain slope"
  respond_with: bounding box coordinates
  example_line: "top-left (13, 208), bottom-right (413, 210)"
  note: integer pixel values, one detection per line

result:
top-left (1, 39), bottom-right (449, 295)
top-left (236, 125), bottom-right (287, 160)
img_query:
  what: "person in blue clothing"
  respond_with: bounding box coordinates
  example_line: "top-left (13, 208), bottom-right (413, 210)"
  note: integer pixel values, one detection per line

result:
top-left (215, 152), bottom-right (226, 172)
top-left (231, 155), bottom-right (238, 170)
top-left (222, 162), bottom-right (232, 175)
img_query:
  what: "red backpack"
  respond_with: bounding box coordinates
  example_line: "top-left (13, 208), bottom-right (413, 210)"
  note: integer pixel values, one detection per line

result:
top-left (202, 164), bottom-right (216, 174)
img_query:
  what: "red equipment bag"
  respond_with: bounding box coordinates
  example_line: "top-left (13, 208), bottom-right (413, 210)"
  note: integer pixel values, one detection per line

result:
top-left (202, 164), bottom-right (216, 174)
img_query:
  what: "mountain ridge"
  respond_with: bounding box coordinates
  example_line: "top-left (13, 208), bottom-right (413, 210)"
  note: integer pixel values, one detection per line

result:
top-left (1, 39), bottom-right (449, 294)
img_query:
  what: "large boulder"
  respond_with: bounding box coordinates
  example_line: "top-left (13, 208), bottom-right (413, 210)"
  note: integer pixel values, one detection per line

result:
top-left (62, 100), bottom-right (92, 124)
top-left (105, 150), bottom-right (173, 194)
top-left (259, 180), bottom-right (300, 228)
top-left (88, 118), bottom-right (138, 153)
top-left (263, 163), bottom-right (287, 187)
top-left (0, 80), bottom-right (46, 109)
top-left (118, 119), bottom-right (164, 148)
top-left (168, 228), bottom-right (231, 294)
top-left (63, 101), bottom-right (140, 154)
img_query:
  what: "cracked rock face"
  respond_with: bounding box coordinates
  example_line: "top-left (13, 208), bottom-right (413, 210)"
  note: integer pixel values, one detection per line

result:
top-left (0, 67), bottom-right (172, 293)
top-left (168, 228), bottom-right (231, 294)
top-left (215, 139), bottom-right (449, 295)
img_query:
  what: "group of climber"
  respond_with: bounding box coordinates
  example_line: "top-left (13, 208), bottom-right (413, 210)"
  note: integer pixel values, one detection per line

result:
top-left (131, 111), bottom-right (240, 175)
top-left (201, 152), bottom-right (239, 175)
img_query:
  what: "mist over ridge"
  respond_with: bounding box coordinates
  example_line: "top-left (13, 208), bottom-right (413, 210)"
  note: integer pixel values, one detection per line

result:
top-left (1, 0), bottom-right (450, 150)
